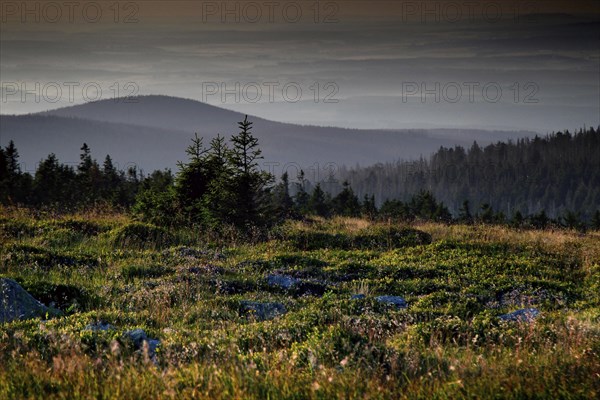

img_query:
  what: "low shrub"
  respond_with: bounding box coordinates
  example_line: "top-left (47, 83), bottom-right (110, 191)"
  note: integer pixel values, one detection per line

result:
top-left (111, 222), bottom-right (175, 249)
top-left (286, 227), bottom-right (431, 250)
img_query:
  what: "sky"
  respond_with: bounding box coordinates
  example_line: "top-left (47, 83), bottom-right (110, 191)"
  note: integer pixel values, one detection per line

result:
top-left (1, 0), bottom-right (599, 132)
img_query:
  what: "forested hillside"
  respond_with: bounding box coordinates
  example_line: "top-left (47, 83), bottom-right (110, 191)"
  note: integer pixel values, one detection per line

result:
top-left (334, 128), bottom-right (600, 219)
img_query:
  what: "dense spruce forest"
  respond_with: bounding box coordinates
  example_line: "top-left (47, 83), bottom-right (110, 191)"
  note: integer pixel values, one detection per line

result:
top-left (334, 127), bottom-right (600, 220)
top-left (1, 121), bottom-right (599, 230)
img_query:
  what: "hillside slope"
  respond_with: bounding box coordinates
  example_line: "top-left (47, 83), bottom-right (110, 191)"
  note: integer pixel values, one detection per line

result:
top-left (1, 96), bottom-right (537, 172)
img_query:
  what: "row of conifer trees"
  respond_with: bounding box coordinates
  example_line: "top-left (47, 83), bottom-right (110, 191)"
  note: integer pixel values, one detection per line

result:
top-left (1, 118), bottom-right (598, 231)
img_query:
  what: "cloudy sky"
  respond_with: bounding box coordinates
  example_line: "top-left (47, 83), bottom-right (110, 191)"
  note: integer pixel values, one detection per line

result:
top-left (1, 0), bottom-right (599, 132)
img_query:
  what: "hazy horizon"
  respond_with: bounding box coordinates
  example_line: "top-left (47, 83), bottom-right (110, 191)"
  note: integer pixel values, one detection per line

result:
top-left (0, 93), bottom-right (562, 134)
top-left (2, 1), bottom-right (599, 132)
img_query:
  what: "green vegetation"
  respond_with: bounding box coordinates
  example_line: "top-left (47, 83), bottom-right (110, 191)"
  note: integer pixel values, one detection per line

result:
top-left (1, 209), bottom-right (599, 399)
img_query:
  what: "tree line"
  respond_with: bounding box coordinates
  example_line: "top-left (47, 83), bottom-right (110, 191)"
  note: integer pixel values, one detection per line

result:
top-left (1, 118), bottom-right (599, 231)
top-left (0, 141), bottom-right (139, 208)
top-left (334, 127), bottom-right (600, 222)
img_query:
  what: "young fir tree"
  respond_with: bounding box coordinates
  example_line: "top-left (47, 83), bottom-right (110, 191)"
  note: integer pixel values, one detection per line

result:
top-left (294, 170), bottom-right (310, 216)
top-left (409, 191), bottom-right (438, 220)
top-left (361, 194), bottom-right (378, 220)
top-left (201, 134), bottom-right (234, 227)
top-left (379, 199), bottom-right (407, 221)
top-left (479, 203), bottom-right (495, 224)
top-left (561, 210), bottom-right (583, 230)
top-left (2, 141), bottom-right (32, 204)
top-left (309, 184), bottom-right (330, 217)
top-left (434, 203), bottom-right (453, 223)
top-left (227, 116), bottom-right (273, 227)
top-left (132, 170), bottom-right (176, 225)
top-left (101, 155), bottom-right (121, 204)
top-left (33, 154), bottom-right (77, 206)
top-left (511, 210), bottom-right (524, 228)
top-left (78, 143), bottom-right (93, 175)
top-left (530, 210), bottom-right (550, 229)
top-left (5, 140), bottom-right (21, 183)
top-left (77, 143), bottom-right (102, 204)
top-left (331, 181), bottom-right (361, 217)
top-left (175, 133), bottom-right (210, 222)
top-left (272, 172), bottom-right (295, 221)
top-left (458, 200), bottom-right (473, 224)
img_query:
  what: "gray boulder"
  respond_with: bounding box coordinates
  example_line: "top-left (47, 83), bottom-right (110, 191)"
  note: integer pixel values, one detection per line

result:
top-left (240, 301), bottom-right (287, 321)
top-left (499, 308), bottom-right (540, 322)
top-left (266, 274), bottom-right (328, 296)
top-left (1, 278), bottom-right (53, 323)
top-left (123, 329), bottom-right (160, 359)
top-left (350, 294), bottom-right (366, 300)
top-left (84, 321), bottom-right (115, 332)
top-left (376, 295), bottom-right (408, 308)
top-left (266, 274), bottom-right (301, 290)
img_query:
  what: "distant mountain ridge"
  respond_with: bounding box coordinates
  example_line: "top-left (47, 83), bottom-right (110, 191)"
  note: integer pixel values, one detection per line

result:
top-left (38, 95), bottom-right (253, 134)
top-left (1, 95), bottom-right (538, 174)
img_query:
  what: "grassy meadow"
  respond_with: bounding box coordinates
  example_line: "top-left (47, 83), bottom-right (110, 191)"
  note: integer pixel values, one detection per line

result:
top-left (0, 207), bottom-right (599, 399)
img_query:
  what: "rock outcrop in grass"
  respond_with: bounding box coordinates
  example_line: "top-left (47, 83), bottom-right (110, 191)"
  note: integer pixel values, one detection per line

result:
top-left (0, 278), bottom-right (54, 323)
